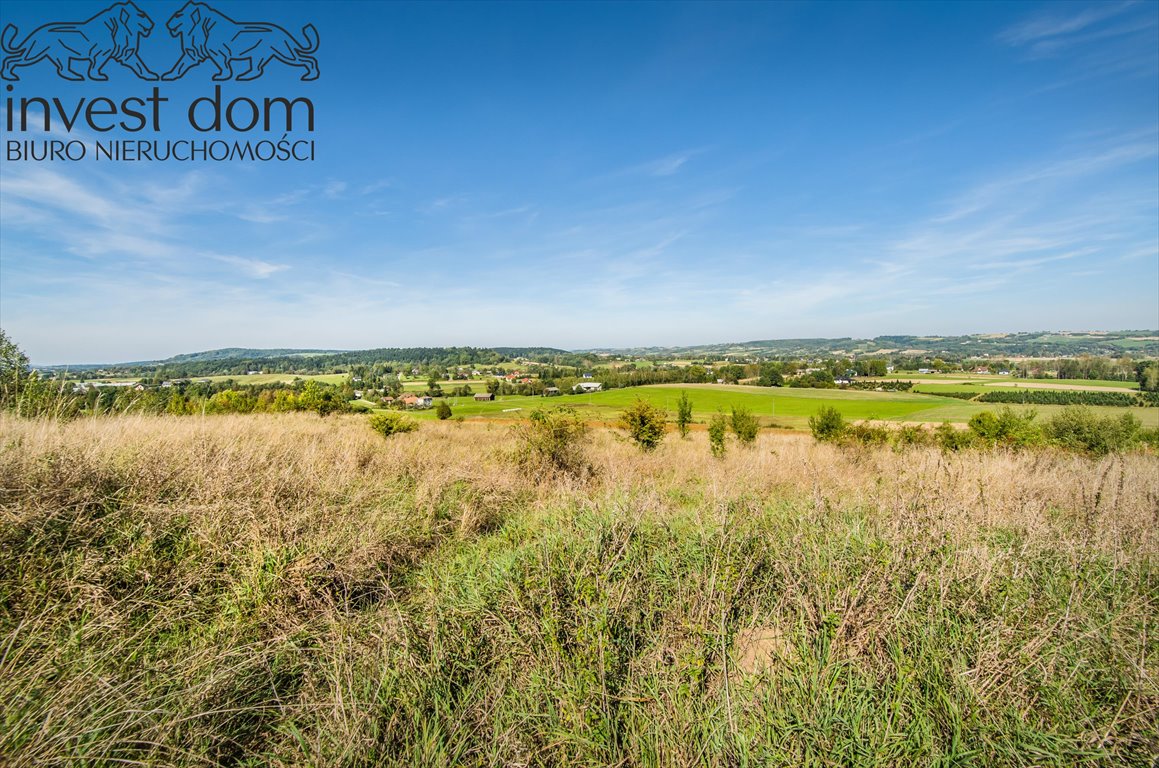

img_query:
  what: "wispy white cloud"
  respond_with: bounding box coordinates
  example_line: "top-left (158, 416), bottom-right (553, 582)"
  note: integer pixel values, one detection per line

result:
top-left (646, 152), bottom-right (692, 176)
top-left (998, 0), bottom-right (1158, 82)
top-left (210, 254), bottom-right (290, 279)
top-left (998, 2), bottom-right (1135, 45)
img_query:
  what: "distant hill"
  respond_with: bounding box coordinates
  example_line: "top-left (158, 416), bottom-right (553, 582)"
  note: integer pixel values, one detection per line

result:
top-left (38, 333), bottom-right (1157, 373)
top-left (161, 348), bottom-right (346, 364)
top-left (41, 346), bottom-right (577, 375)
top-left (583, 331), bottom-right (1159, 358)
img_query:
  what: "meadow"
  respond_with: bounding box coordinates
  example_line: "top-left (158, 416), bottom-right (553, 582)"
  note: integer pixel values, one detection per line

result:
top-left (2, 412), bottom-right (1156, 766)
top-left (400, 383), bottom-right (1159, 430)
top-left (868, 375), bottom-right (1141, 390)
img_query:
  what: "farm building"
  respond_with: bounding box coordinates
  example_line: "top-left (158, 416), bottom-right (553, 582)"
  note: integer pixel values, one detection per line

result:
top-left (574, 382), bottom-right (602, 393)
top-left (474, 393), bottom-right (495, 401)
top-left (543, 387), bottom-right (561, 396)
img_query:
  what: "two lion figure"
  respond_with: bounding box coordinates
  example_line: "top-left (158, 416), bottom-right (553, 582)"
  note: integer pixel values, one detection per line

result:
top-left (1, 1), bottom-right (319, 82)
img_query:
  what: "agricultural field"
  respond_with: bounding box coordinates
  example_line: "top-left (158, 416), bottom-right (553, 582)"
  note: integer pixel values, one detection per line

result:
top-left (78, 373), bottom-right (352, 386)
top-left (866, 375), bottom-right (1140, 390)
top-left (199, 373), bottom-right (350, 386)
top-left (393, 383), bottom-right (1159, 430)
top-left (2, 413), bottom-right (1155, 766)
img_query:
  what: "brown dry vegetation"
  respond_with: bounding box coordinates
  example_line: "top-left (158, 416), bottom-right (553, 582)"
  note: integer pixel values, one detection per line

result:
top-left (1, 412), bottom-right (1157, 766)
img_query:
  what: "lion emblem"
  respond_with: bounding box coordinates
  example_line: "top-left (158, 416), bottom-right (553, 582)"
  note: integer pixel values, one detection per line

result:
top-left (161, 2), bottom-right (318, 81)
top-left (1, 2), bottom-right (158, 81)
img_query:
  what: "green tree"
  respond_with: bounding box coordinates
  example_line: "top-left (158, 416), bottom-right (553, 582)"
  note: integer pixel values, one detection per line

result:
top-left (718, 364), bottom-right (745, 384)
top-left (675, 391), bottom-right (693, 438)
top-left (1137, 362), bottom-right (1159, 392)
top-left (730, 406), bottom-right (760, 446)
top-left (708, 412), bottom-right (728, 458)
top-left (757, 363), bottom-right (783, 387)
top-left (299, 380), bottom-right (344, 416)
top-left (487, 378), bottom-right (501, 395)
top-left (0, 328), bottom-right (30, 407)
top-left (435, 400), bottom-right (452, 420)
top-left (619, 399), bottom-right (666, 452)
top-left (809, 406), bottom-right (845, 442)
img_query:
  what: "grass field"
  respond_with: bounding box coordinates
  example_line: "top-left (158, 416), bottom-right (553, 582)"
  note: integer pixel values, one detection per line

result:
top-left (2, 413), bottom-right (1155, 766)
top-left (870, 375), bottom-right (1140, 390)
top-left (200, 373), bottom-right (350, 386)
top-left (395, 383), bottom-right (1159, 429)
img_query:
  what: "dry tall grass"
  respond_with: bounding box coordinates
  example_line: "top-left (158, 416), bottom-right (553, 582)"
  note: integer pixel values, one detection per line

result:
top-left (2, 413), bottom-right (1156, 766)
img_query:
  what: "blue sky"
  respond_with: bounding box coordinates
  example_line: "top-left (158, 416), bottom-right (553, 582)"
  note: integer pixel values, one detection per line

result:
top-left (1, 0), bottom-right (1156, 364)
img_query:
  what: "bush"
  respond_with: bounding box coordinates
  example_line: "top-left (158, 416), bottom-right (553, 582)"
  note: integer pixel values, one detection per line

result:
top-left (841, 422), bottom-right (889, 446)
top-left (894, 425), bottom-right (934, 448)
top-left (729, 406), bottom-right (760, 446)
top-left (809, 406), bottom-right (845, 442)
top-left (515, 407), bottom-right (590, 476)
top-left (369, 411), bottom-right (418, 438)
top-left (675, 391), bottom-right (693, 438)
top-left (1043, 406), bottom-right (1140, 456)
top-left (620, 399), bottom-right (667, 452)
top-left (967, 407), bottom-right (1042, 448)
top-left (435, 400), bottom-right (452, 420)
top-left (936, 421), bottom-right (975, 451)
top-left (1138, 427), bottom-right (1159, 450)
top-left (707, 412), bottom-right (728, 458)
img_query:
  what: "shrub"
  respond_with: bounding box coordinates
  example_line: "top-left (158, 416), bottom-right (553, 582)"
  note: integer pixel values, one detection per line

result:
top-left (1138, 426), bottom-right (1159, 450)
top-left (515, 407), bottom-right (590, 476)
top-left (809, 406), bottom-right (845, 442)
top-left (967, 407), bottom-right (1042, 448)
top-left (707, 412), bottom-right (728, 458)
top-left (842, 422), bottom-right (889, 446)
top-left (936, 421), bottom-right (975, 451)
top-left (894, 425), bottom-right (934, 448)
top-left (730, 406), bottom-right (760, 446)
top-left (369, 411), bottom-right (418, 438)
top-left (435, 400), bottom-right (452, 420)
top-left (675, 391), bottom-right (694, 438)
top-left (1043, 406), bottom-right (1140, 456)
top-left (620, 399), bottom-right (667, 452)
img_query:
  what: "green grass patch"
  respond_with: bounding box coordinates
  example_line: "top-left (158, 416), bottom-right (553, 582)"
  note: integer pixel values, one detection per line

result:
top-left (386, 384), bottom-right (1159, 429)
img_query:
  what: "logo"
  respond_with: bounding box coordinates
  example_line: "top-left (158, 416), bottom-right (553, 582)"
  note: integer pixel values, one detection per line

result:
top-left (1, 1), bottom-right (319, 82)
top-left (161, 2), bottom-right (318, 82)
top-left (1, 2), bottom-right (159, 82)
